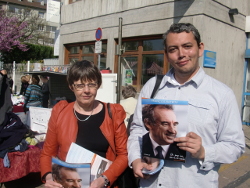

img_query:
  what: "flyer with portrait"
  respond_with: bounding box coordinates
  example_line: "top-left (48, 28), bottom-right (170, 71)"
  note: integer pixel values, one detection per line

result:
top-left (66, 143), bottom-right (112, 182)
top-left (141, 99), bottom-right (188, 167)
top-left (51, 157), bottom-right (91, 188)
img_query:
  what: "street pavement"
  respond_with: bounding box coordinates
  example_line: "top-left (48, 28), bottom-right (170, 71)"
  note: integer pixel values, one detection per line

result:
top-left (218, 124), bottom-right (250, 188)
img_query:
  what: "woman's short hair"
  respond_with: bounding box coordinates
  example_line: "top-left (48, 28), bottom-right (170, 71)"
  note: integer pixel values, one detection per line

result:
top-left (32, 74), bottom-right (40, 85)
top-left (122, 85), bottom-right (137, 99)
top-left (21, 76), bottom-right (27, 83)
top-left (67, 60), bottom-right (102, 88)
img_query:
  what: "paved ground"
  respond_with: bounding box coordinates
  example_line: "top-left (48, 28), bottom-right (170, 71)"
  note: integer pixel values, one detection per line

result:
top-left (1, 125), bottom-right (250, 188)
top-left (218, 124), bottom-right (250, 188)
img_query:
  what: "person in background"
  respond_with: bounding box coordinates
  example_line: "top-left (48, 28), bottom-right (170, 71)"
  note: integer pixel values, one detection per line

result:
top-left (40, 75), bottom-right (50, 108)
top-left (8, 76), bottom-right (13, 94)
top-left (41, 60), bottom-right (128, 188)
top-left (0, 69), bottom-right (12, 126)
top-left (128, 23), bottom-right (245, 188)
top-left (24, 74), bottom-right (42, 112)
top-left (120, 85), bottom-right (137, 127)
top-left (19, 75), bottom-right (30, 96)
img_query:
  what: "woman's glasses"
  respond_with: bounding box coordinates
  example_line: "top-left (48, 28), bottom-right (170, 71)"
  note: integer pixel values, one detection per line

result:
top-left (73, 83), bottom-right (98, 90)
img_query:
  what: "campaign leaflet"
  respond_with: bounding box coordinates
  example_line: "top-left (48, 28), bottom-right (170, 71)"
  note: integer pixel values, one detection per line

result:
top-left (66, 143), bottom-right (112, 182)
top-left (141, 99), bottom-right (188, 168)
top-left (51, 157), bottom-right (91, 188)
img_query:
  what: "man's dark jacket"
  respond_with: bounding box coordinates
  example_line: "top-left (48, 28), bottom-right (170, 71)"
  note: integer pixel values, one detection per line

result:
top-left (142, 132), bottom-right (186, 161)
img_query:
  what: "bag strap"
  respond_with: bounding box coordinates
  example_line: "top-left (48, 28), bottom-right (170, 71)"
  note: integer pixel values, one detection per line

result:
top-left (150, 75), bottom-right (164, 98)
top-left (107, 103), bottom-right (112, 119)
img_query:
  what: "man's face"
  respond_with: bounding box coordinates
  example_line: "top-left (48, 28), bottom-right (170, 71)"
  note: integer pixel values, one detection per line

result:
top-left (147, 107), bottom-right (178, 145)
top-left (58, 168), bottom-right (82, 188)
top-left (165, 32), bottom-right (204, 83)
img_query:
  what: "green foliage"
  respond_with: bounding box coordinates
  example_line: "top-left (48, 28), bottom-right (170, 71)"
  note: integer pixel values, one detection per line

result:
top-left (0, 43), bottom-right (55, 63)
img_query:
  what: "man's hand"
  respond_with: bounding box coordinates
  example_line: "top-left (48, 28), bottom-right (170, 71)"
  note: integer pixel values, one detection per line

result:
top-left (44, 174), bottom-right (63, 188)
top-left (174, 132), bottom-right (205, 160)
top-left (131, 158), bottom-right (149, 179)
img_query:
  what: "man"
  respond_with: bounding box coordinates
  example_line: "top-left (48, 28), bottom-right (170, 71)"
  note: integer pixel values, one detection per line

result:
top-left (128, 23), bottom-right (245, 187)
top-left (52, 164), bottom-right (82, 188)
top-left (142, 104), bottom-right (185, 161)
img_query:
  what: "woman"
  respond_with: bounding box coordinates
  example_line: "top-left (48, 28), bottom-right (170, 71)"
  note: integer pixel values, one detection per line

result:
top-left (40, 60), bottom-right (128, 188)
top-left (19, 75), bottom-right (30, 96)
top-left (24, 74), bottom-right (42, 112)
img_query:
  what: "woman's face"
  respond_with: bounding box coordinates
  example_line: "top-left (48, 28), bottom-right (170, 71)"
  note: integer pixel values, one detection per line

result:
top-left (71, 79), bottom-right (99, 106)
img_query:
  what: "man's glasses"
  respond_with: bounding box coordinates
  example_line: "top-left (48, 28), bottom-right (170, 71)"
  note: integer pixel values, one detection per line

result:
top-left (73, 83), bottom-right (98, 90)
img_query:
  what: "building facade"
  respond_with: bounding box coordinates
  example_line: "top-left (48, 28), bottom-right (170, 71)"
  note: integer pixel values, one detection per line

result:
top-left (58, 0), bottom-right (250, 119)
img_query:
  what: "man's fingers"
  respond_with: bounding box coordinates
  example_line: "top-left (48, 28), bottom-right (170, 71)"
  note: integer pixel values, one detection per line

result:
top-left (186, 132), bottom-right (199, 139)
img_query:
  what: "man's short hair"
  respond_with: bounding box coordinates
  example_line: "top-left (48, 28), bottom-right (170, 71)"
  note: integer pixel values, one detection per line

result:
top-left (142, 104), bottom-right (173, 130)
top-left (52, 164), bottom-right (78, 181)
top-left (163, 23), bottom-right (201, 51)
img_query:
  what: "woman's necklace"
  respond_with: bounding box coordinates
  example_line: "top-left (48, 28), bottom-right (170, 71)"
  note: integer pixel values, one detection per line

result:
top-left (73, 102), bottom-right (95, 122)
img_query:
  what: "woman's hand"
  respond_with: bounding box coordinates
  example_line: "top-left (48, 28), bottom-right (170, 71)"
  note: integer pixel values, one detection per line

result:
top-left (44, 174), bottom-right (63, 188)
top-left (89, 176), bottom-right (106, 188)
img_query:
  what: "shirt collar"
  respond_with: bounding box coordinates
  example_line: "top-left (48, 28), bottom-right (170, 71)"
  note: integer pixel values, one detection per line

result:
top-left (165, 67), bottom-right (205, 88)
top-left (149, 134), bottom-right (170, 156)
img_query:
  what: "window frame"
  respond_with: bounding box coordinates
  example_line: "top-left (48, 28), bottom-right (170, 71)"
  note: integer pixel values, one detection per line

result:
top-left (64, 40), bottom-right (108, 67)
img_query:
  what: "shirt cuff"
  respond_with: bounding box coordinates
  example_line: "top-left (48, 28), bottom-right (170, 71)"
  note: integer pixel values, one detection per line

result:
top-left (199, 145), bottom-right (215, 171)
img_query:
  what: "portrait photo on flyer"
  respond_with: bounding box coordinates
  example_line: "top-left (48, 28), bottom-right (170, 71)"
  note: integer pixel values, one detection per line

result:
top-left (51, 157), bottom-right (91, 188)
top-left (141, 99), bottom-right (188, 163)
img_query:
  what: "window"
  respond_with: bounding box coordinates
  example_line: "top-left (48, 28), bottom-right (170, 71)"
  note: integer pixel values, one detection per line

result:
top-left (82, 45), bottom-right (95, 54)
top-left (14, 8), bottom-right (20, 14)
top-left (123, 41), bottom-right (138, 51)
top-left (38, 25), bottom-right (44, 31)
top-left (8, 6), bottom-right (15, 13)
top-left (117, 36), bottom-right (167, 91)
top-left (70, 47), bottom-right (80, 54)
top-left (46, 26), bottom-right (57, 32)
top-left (143, 39), bottom-right (164, 51)
top-left (38, 12), bottom-right (44, 18)
top-left (65, 41), bottom-right (108, 69)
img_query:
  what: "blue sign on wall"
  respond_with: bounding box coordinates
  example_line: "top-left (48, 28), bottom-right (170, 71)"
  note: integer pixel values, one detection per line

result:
top-left (203, 50), bottom-right (216, 68)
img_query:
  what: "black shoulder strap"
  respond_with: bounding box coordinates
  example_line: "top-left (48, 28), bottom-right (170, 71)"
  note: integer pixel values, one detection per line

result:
top-left (107, 103), bottom-right (112, 119)
top-left (150, 75), bottom-right (164, 99)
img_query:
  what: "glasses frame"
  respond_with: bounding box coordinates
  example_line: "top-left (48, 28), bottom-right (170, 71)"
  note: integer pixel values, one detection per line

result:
top-left (73, 83), bottom-right (98, 90)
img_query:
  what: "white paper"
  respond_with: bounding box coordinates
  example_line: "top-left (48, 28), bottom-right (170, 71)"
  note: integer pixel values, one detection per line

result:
top-left (66, 143), bottom-right (95, 163)
top-left (66, 143), bottom-right (112, 182)
top-left (29, 107), bottom-right (52, 133)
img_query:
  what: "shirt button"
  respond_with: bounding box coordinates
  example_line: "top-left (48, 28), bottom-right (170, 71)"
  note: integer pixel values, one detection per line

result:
top-left (159, 184), bottom-right (162, 186)
top-left (203, 166), bottom-right (205, 169)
